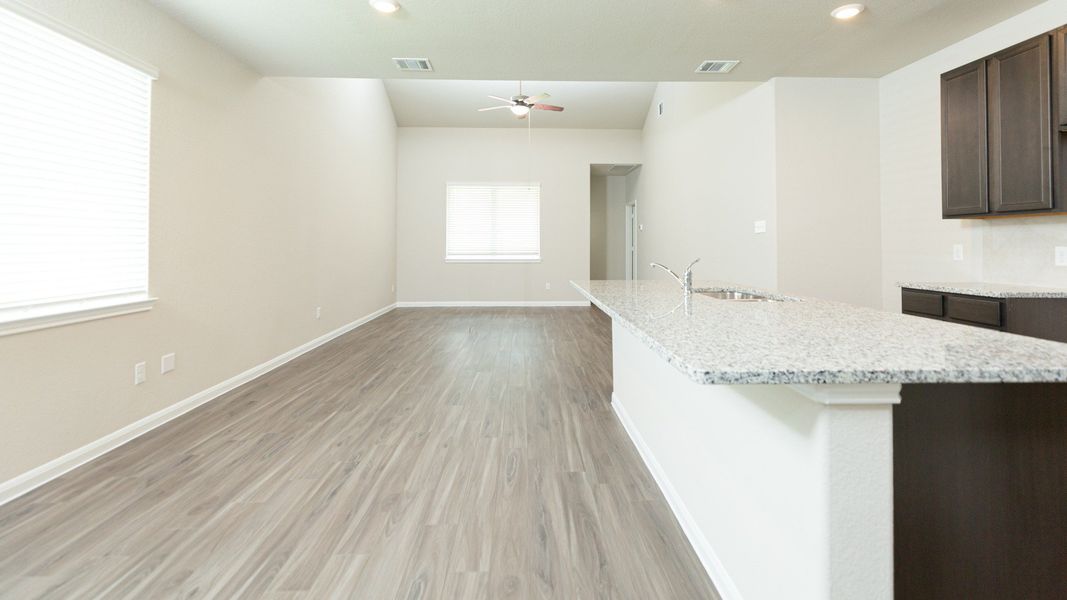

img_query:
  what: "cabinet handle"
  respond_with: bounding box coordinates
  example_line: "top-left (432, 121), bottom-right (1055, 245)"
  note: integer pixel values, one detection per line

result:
top-left (1059, 124), bottom-right (1067, 133)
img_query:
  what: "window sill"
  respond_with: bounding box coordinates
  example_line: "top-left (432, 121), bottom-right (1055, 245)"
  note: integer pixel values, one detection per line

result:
top-left (445, 258), bottom-right (543, 264)
top-left (0, 296), bottom-right (157, 337)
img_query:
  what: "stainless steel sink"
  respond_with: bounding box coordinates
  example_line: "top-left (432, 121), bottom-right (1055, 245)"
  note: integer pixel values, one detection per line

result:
top-left (697, 290), bottom-right (780, 302)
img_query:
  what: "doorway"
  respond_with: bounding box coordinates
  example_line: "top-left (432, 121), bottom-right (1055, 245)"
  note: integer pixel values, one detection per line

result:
top-left (590, 164), bottom-right (641, 281)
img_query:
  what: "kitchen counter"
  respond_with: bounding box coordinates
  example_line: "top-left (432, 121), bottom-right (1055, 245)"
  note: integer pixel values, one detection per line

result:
top-left (899, 281), bottom-right (1067, 298)
top-left (577, 278), bottom-right (1067, 600)
top-left (570, 279), bottom-right (1067, 386)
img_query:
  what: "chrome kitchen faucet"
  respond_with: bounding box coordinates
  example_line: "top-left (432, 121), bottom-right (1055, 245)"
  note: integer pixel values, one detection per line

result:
top-left (649, 258), bottom-right (700, 296)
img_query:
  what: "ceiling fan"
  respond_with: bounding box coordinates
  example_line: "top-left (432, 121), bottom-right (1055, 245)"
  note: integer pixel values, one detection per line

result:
top-left (478, 82), bottom-right (564, 119)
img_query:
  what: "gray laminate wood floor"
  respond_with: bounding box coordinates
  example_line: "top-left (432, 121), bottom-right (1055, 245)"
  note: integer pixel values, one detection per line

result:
top-left (0, 307), bottom-right (719, 599)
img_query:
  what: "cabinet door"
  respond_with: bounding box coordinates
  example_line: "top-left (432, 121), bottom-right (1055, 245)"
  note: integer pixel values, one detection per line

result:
top-left (1053, 27), bottom-right (1067, 209)
top-left (941, 60), bottom-right (989, 216)
top-left (988, 34), bottom-right (1053, 213)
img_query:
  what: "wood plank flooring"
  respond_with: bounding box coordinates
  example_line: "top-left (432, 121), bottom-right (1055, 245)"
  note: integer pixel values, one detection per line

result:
top-left (0, 307), bottom-right (719, 599)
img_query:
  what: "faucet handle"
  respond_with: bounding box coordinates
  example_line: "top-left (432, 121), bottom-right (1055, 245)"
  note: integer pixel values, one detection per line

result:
top-left (685, 258), bottom-right (701, 274)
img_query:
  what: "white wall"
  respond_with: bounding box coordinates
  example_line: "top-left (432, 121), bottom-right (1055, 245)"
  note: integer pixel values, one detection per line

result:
top-left (0, 0), bottom-right (397, 482)
top-left (879, 0), bottom-right (1067, 310)
top-left (775, 78), bottom-right (883, 308)
top-left (638, 80), bottom-right (882, 306)
top-left (396, 127), bottom-right (642, 303)
top-left (590, 174), bottom-right (608, 279)
top-left (605, 176), bottom-right (628, 279)
top-left (637, 82), bottom-right (779, 289)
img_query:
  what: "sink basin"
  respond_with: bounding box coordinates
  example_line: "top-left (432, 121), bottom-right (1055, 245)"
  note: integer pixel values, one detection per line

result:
top-left (697, 290), bottom-right (780, 302)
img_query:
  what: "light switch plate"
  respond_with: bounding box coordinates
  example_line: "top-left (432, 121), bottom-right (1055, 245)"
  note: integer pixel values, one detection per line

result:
top-left (161, 353), bottom-right (175, 374)
top-left (754, 220), bottom-right (767, 234)
top-left (1056, 246), bottom-right (1067, 266)
top-left (134, 362), bottom-right (146, 385)
top-left (953, 244), bottom-right (964, 261)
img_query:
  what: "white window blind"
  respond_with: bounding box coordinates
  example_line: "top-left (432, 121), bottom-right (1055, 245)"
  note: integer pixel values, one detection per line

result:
top-left (446, 183), bottom-right (541, 262)
top-left (0, 5), bottom-right (154, 326)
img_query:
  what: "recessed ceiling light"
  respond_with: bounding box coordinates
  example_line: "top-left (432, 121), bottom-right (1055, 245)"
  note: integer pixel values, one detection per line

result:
top-left (830, 3), bottom-right (865, 20)
top-left (369, 0), bottom-right (400, 13)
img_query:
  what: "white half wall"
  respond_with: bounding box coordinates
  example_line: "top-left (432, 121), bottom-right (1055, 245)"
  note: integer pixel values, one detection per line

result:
top-left (611, 321), bottom-right (895, 600)
top-left (396, 127), bottom-right (642, 303)
top-left (0, 0), bottom-right (398, 483)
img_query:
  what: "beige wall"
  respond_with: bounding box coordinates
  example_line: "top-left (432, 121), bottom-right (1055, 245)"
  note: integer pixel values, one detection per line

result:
top-left (605, 176), bottom-right (628, 280)
top-left (637, 80), bottom-right (882, 306)
top-left (0, 0), bottom-right (397, 482)
top-left (396, 127), bottom-right (642, 303)
top-left (880, 0), bottom-right (1067, 310)
top-left (636, 82), bottom-right (779, 290)
top-left (775, 78), bottom-right (882, 308)
top-left (589, 175), bottom-right (608, 279)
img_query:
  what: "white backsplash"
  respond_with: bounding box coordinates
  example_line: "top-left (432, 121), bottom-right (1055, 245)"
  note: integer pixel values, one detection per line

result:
top-left (983, 215), bottom-right (1067, 288)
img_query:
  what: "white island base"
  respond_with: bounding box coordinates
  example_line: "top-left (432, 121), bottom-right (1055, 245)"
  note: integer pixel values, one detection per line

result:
top-left (611, 322), bottom-right (899, 600)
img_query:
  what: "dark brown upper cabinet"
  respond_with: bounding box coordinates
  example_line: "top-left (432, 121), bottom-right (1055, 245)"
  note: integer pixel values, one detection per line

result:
top-left (988, 35), bottom-right (1052, 213)
top-left (941, 27), bottom-right (1067, 219)
top-left (941, 60), bottom-right (989, 216)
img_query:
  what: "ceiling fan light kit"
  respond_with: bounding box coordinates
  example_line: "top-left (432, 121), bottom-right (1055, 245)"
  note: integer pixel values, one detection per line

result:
top-left (369, 0), bottom-right (400, 14)
top-left (478, 83), bottom-right (565, 120)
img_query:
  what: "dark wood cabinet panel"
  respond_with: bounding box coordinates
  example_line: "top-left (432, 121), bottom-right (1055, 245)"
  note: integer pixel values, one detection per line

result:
top-left (901, 290), bottom-right (943, 317)
top-left (987, 34), bottom-right (1053, 213)
top-left (895, 383), bottom-right (1067, 600)
top-left (1053, 27), bottom-right (1067, 207)
top-left (945, 295), bottom-right (1002, 327)
top-left (941, 60), bottom-right (990, 216)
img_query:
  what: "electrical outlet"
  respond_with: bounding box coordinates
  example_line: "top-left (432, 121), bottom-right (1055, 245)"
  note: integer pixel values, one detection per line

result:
top-left (953, 244), bottom-right (964, 261)
top-left (161, 353), bottom-right (175, 374)
top-left (545, 282), bottom-right (551, 290)
top-left (134, 362), bottom-right (146, 385)
top-left (754, 220), bottom-right (767, 234)
top-left (315, 306), bottom-right (322, 320)
top-left (1056, 246), bottom-right (1067, 266)
top-left (391, 283), bottom-right (396, 293)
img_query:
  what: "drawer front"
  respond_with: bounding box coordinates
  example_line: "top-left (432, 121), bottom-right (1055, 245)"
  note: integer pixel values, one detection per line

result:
top-left (902, 290), bottom-right (945, 317)
top-left (946, 295), bottom-right (1003, 327)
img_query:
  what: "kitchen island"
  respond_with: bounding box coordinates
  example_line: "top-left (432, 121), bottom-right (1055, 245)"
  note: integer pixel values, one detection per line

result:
top-left (570, 280), bottom-right (1067, 600)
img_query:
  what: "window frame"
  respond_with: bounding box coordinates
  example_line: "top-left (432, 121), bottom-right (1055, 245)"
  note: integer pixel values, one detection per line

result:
top-left (444, 182), bottom-right (543, 264)
top-left (0, 2), bottom-right (158, 337)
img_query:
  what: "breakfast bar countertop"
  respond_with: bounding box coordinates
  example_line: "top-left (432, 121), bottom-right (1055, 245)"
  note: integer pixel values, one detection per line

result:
top-left (571, 279), bottom-right (1067, 386)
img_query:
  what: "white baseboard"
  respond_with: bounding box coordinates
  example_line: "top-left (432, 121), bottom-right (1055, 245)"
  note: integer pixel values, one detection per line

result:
top-left (396, 300), bottom-right (591, 308)
top-left (611, 392), bottom-right (744, 600)
top-left (0, 303), bottom-right (397, 507)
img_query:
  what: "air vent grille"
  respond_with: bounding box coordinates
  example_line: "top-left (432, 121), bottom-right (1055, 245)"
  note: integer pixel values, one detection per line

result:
top-left (696, 60), bottom-right (740, 74)
top-left (393, 57), bottom-right (433, 72)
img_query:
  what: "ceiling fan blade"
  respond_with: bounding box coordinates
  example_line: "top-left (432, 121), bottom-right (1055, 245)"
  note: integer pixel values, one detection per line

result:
top-left (478, 105), bottom-right (511, 111)
top-left (533, 103), bottom-right (564, 112)
top-left (488, 95), bottom-right (514, 103)
top-left (526, 93), bottom-right (550, 103)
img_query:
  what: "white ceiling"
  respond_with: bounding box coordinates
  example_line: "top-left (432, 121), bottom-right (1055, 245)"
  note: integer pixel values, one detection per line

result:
top-left (147, 0), bottom-right (1045, 81)
top-left (384, 80), bottom-right (656, 129)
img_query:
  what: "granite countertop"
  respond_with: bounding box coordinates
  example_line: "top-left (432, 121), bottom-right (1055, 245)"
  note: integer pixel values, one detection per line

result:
top-left (899, 281), bottom-right (1067, 298)
top-left (571, 279), bottom-right (1067, 386)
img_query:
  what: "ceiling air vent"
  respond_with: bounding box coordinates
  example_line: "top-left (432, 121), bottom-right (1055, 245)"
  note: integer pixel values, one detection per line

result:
top-left (393, 57), bottom-right (433, 72)
top-left (695, 60), bottom-right (740, 74)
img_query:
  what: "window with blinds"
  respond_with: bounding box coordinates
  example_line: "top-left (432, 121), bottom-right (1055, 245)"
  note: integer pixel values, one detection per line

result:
top-left (0, 5), bottom-right (155, 327)
top-left (445, 183), bottom-right (541, 262)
